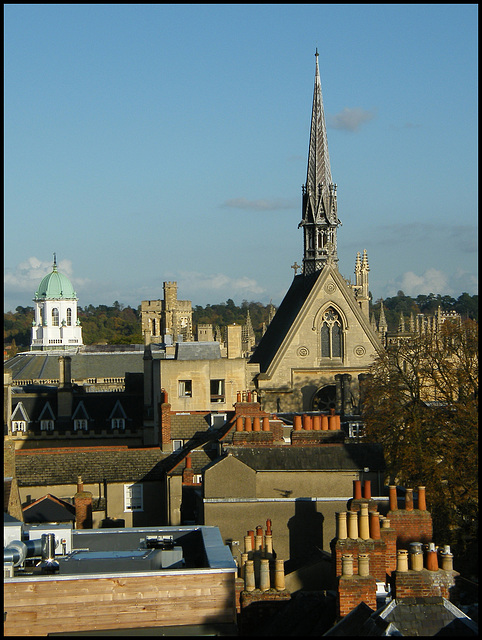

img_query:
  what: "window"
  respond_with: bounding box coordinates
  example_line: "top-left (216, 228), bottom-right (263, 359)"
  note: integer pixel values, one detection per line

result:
top-left (40, 420), bottom-right (54, 431)
top-left (211, 413), bottom-right (227, 428)
top-left (52, 308), bottom-right (59, 326)
top-left (111, 418), bottom-right (125, 430)
top-left (12, 421), bottom-right (27, 433)
top-left (66, 308), bottom-right (72, 326)
top-left (210, 379), bottom-right (225, 403)
top-left (152, 318), bottom-right (156, 336)
top-left (172, 439), bottom-right (183, 452)
top-left (321, 308), bottom-right (343, 358)
top-left (124, 484), bottom-right (143, 512)
top-left (74, 419), bottom-right (88, 431)
top-left (179, 380), bottom-right (192, 397)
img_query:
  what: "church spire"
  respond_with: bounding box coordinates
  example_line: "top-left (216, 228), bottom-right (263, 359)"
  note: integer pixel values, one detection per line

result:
top-left (301, 50), bottom-right (341, 276)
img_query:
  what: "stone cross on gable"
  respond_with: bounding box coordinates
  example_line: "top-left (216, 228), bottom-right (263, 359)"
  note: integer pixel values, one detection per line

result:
top-left (291, 262), bottom-right (301, 276)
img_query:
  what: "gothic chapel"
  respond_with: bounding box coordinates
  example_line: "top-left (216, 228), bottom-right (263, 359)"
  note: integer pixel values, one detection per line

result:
top-left (250, 52), bottom-right (383, 415)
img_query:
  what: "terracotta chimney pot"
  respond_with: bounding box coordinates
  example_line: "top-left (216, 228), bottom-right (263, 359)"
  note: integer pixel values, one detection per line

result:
top-left (417, 486), bottom-right (427, 511)
top-left (236, 416), bottom-right (243, 432)
top-left (353, 480), bottom-right (362, 500)
top-left (244, 535), bottom-right (253, 553)
top-left (259, 558), bottom-right (270, 591)
top-left (313, 415), bottom-right (321, 430)
top-left (328, 415), bottom-right (337, 430)
top-left (248, 530), bottom-right (255, 549)
top-left (77, 476), bottom-right (83, 493)
top-left (253, 416), bottom-right (261, 432)
top-left (321, 415), bottom-right (329, 430)
top-left (369, 511), bottom-right (381, 540)
top-left (363, 480), bottom-right (371, 500)
top-left (244, 416), bottom-right (252, 432)
top-left (389, 485), bottom-right (398, 511)
top-left (185, 454), bottom-right (192, 469)
top-left (441, 552), bottom-right (454, 572)
top-left (237, 391), bottom-right (241, 403)
top-left (262, 416), bottom-right (270, 431)
top-left (265, 534), bottom-right (273, 555)
top-left (293, 415), bottom-right (302, 431)
top-left (405, 488), bottom-right (414, 511)
top-left (426, 550), bottom-right (439, 571)
top-left (303, 414), bottom-right (312, 430)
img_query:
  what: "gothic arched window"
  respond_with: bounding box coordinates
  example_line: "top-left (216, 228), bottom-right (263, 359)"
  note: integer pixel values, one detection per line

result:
top-left (66, 308), bottom-right (72, 326)
top-left (52, 308), bottom-right (59, 327)
top-left (320, 308), bottom-right (342, 358)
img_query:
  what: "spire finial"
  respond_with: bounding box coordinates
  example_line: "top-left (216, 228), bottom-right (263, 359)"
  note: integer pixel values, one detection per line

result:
top-left (53, 253), bottom-right (57, 271)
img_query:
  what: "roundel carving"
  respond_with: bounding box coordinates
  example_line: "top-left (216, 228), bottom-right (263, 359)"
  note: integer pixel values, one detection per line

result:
top-left (324, 281), bottom-right (336, 294)
top-left (354, 345), bottom-right (366, 357)
top-left (297, 346), bottom-right (309, 358)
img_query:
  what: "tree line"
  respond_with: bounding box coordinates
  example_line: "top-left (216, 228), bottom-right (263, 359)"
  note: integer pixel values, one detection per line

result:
top-left (4, 292), bottom-right (477, 352)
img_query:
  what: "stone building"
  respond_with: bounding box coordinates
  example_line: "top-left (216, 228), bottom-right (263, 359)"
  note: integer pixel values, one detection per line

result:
top-left (141, 281), bottom-right (193, 344)
top-left (250, 52), bottom-right (383, 415)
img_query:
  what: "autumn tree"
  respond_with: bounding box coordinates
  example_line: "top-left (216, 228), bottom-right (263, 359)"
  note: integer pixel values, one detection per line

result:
top-left (361, 318), bottom-right (478, 561)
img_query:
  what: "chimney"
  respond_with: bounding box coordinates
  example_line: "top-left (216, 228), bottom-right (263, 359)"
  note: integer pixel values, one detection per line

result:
top-left (244, 534), bottom-right (253, 554)
top-left (348, 511), bottom-right (359, 539)
top-left (358, 553), bottom-right (370, 577)
top-left (405, 488), bottom-right (414, 511)
top-left (244, 416), bottom-right (252, 432)
top-left (342, 554), bottom-right (354, 576)
top-left (293, 415), bottom-right (302, 431)
top-left (321, 415), bottom-right (329, 430)
top-left (226, 324), bottom-right (242, 359)
top-left (182, 454), bottom-right (194, 484)
top-left (274, 559), bottom-right (286, 591)
top-left (396, 550), bottom-right (409, 572)
top-left (244, 560), bottom-right (255, 591)
top-left (303, 414), bottom-right (312, 430)
top-left (266, 518), bottom-right (272, 535)
top-left (262, 417), bottom-right (270, 431)
top-left (353, 480), bottom-right (362, 500)
top-left (409, 542), bottom-right (424, 571)
top-left (253, 416), bottom-right (261, 432)
top-left (363, 480), bottom-right (371, 500)
top-left (313, 415), bottom-right (321, 430)
top-left (259, 558), bottom-right (270, 591)
top-left (425, 543), bottom-right (438, 571)
top-left (337, 512), bottom-right (348, 540)
top-left (389, 485), bottom-right (398, 511)
top-left (359, 503), bottom-right (370, 540)
top-left (328, 414), bottom-right (338, 430)
top-left (440, 547), bottom-right (454, 572)
top-left (58, 355), bottom-right (72, 388)
top-left (417, 486), bottom-right (427, 511)
top-left (236, 416), bottom-right (243, 432)
top-left (74, 476), bottom-right (93, 529)
top-left (57, 356), bottom-right (73, 418)
top-left (369, 511), bottom-right (381, 540)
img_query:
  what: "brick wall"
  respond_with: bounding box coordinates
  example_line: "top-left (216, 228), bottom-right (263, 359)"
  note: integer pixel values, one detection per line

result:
top-left (387, 509), bottom-right (432, 546)
top-left (392, 568), bottom-right (459, 600)
top-left (337, 574), bottom-right (377, 617)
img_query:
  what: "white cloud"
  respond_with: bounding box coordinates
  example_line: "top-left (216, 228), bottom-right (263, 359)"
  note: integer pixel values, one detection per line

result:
top-left (176, 271), bottom-right (266, 304)
top-left (4, 256), bottom-right (90, 308)
top-left (221, 197), bottom-right (297, 211)
top-left (328, 107), bottom-right (376, 132)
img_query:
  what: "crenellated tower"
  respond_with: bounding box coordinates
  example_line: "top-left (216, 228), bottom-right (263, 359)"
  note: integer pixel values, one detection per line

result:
top-left (300, 50), bottom-right (341, 275)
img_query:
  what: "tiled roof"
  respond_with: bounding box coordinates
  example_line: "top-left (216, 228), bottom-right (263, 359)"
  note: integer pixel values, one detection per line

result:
top-left (225, 443), bottom-right (385, 472)
top-left (170, 413), bottom-right (211, 439)
top-left (23, 494), bottom-right (76, 523)
top-left (250, 272), bottom-right (318, 372)
top-left (15, 447), bottom-right (168, 486)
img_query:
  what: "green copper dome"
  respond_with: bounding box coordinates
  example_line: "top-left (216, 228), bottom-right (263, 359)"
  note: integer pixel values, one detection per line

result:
top-left (34, 256), bottom-right (78, 301)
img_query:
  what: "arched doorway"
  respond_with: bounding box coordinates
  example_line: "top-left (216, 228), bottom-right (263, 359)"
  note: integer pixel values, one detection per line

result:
top-left (312, 385), bottom-right (336, 412)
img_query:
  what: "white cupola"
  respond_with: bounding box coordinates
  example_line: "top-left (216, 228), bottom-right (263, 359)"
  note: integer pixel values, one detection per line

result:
top-left (30, 254), bottom-right (83, 351)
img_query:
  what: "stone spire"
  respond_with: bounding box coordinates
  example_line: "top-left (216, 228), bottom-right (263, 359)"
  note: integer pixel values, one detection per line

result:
top-left (300, 50), bottom-right (341, 276)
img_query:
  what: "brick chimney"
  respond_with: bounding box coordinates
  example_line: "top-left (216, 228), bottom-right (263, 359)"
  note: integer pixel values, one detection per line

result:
top-left (160, 394), bottom-right (172, 452)
top-left (338, 552), bottom-right (377, 617)
top-left (74, 475), bottom-right (92, 529)
top-left (182, 454), bottom-right (194, 484)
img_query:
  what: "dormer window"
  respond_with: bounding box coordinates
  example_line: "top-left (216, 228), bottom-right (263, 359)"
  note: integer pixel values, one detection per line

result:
top-left (111, 418), bottom-right (125, 430)
top-left (40, 420), bottom-right (54, 431)
top-left (74, 419), bottom-right (88, 431)
top-left (12, 421), bottom-right (27, 433)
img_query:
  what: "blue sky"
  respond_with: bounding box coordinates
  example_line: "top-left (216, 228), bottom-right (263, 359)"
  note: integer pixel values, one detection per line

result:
top-left (4, 4), bottom-right (478, 312)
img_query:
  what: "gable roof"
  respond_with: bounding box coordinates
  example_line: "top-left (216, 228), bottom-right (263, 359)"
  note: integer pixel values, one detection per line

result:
top-left (22, 494), bottom-right (76, 523)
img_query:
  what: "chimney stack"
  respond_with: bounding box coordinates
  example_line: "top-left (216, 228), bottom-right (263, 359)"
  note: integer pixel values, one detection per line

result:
top-left (389, 485), bottom-right (398, 511)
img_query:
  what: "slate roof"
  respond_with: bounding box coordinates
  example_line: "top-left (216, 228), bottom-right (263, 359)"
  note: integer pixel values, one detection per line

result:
top-left (224, 443), bottom-right (385, 472)
top-left (22, 494), bottom-right (76, 523)
top-left (5, 350), bottom-right (147, 382)
top-left (250, 272), bottom-right (318, 372)
top-left (170, 413), bottom-right (212, 440)
top-left (10, 390), bottom-right (143, 432)
top-left (15, 447), bottom-right (168, 486)
top-left (175, 342), bottom-right (221, 360)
